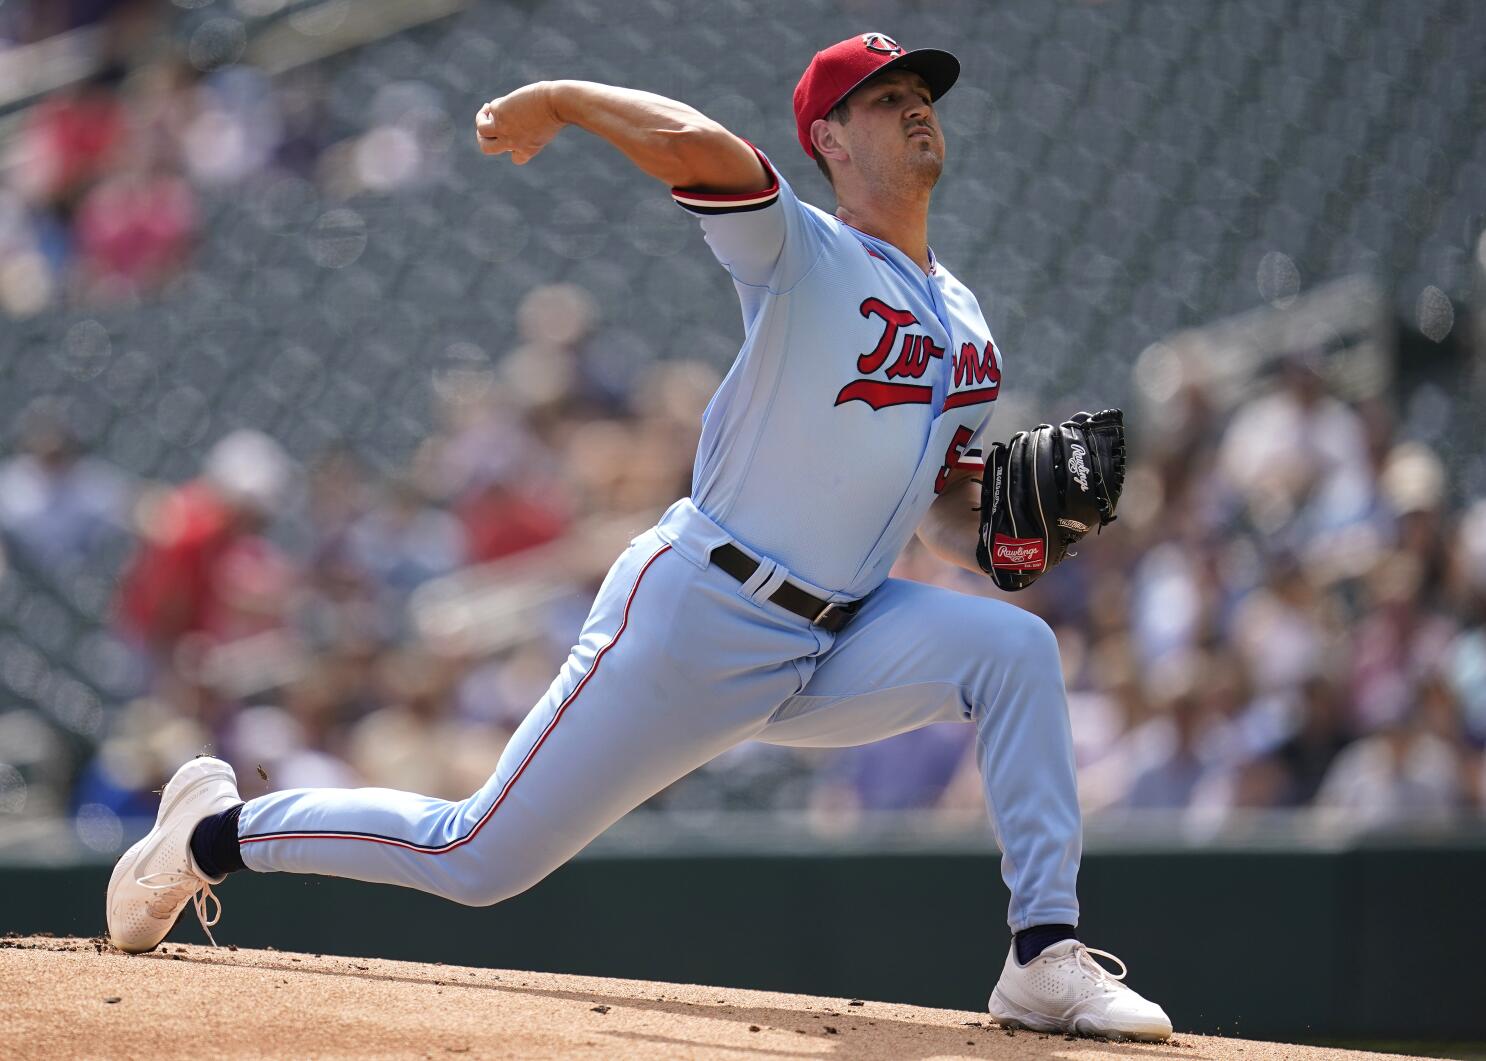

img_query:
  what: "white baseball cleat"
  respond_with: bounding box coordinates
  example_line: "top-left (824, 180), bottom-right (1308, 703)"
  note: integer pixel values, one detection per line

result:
top-left (106, 755), bottom-right (240, 954)
top-left (988, 939), bottom-right (1173, 1041)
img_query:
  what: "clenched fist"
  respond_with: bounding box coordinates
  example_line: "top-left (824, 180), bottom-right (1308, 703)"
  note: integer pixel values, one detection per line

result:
top-left (475, 82), bottom-right (565, 164)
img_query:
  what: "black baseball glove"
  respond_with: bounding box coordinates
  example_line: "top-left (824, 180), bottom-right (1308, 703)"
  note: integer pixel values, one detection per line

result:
top-left (976, 408), bottom-right (1126, 591)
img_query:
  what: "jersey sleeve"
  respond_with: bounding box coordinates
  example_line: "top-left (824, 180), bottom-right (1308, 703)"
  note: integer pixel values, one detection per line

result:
top-left (671, 145), bottom-right (827, 291)
top-left (953, 328), bottom-right (1004, 476)
top-left (956, 436), bottom-right (988, 475)
top-left (954, 392), bottom-right (999, 477)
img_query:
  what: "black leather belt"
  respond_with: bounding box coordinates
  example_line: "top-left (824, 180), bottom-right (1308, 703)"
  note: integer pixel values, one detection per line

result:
top-left (708, 542), bottom-right (861, 632)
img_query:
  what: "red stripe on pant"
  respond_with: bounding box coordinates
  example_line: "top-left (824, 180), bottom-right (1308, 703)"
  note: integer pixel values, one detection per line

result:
top-left (239, 544), bottom-right (673, 854)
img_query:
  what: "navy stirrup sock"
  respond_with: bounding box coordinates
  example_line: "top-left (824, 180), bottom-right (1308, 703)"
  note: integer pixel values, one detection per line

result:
top-left (190, 803), bottom-right (246, 878)
top-left (1014, 924), bottom-right (1077, 965)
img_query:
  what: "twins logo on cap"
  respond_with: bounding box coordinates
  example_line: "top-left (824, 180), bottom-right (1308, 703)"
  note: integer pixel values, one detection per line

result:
top-left (861, 33), bottom-right (903, 56)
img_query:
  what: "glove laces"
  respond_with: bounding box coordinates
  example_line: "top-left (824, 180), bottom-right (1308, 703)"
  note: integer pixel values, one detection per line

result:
top-left (137, 871), bottom-right (222, 947)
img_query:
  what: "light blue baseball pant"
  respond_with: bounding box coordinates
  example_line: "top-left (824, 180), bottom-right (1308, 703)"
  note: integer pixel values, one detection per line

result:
top-left (238, 499), bottom-right (1082, 931)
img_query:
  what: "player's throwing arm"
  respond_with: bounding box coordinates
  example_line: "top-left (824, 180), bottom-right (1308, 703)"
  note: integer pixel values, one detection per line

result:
top-left (474, 80), bottom-right (769, 195)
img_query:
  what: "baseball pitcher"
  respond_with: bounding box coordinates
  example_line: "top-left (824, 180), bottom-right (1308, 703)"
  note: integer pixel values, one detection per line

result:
top-left (107, 33), bottom-right (1168, 1039)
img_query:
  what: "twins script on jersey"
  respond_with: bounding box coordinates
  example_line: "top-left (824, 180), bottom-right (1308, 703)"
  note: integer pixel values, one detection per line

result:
top-left (671, 148), bottom-right (1004, 597)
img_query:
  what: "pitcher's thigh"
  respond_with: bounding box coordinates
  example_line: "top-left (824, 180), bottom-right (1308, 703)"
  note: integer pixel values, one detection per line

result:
top-left (760, 579), bottom-right (1061, 748)
top-left (448, 542), bottom-right (818, 896)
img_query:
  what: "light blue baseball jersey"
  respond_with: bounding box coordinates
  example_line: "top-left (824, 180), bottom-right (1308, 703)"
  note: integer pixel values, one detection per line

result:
top-left (233, 150), bottom-right (1083, 938)
top-left (671, 148), bottom-right (1004, 598)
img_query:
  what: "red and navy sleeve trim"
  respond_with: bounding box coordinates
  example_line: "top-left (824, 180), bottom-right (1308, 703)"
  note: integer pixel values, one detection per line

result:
top-left (671, 143), bottom-right (780, 216)
top-left (956, 446), bottom-right (986, 472)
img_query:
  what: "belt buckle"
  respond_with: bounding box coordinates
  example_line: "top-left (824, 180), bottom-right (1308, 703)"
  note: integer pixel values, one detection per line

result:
top-left (812, 600), bottom-right (852, 632)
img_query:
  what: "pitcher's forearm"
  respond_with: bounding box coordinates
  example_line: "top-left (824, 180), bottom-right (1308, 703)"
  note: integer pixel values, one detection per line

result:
top-left (916, 471), bottom-right (985, 574)
top-left (545, 80), bottom-right (767, 192)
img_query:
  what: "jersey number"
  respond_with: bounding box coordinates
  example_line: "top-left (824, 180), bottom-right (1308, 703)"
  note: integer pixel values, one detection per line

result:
top-left (935, 425), bottom-right (976, 495)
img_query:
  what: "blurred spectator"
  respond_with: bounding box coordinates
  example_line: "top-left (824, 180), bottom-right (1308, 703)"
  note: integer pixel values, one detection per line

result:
top-left (1121, 658), bottom-right (1216, 810)
top-left (71, 695), bottom-right (210, 819)
top-left (1129, 534), bottom-right (1220, 666)
top-left (1228, 554), bottom-right (1331, 695)
top-left (178, 66), bottom-right (283, 187)
top-left (115, 430), bottom-right (295, 659)
top-left (1442, 504), bottom-right (1486, 742)
top-left (270, 69), bottom-right (332, 177)
top-left (1194, 647), bottom-right (1291, 767)
top-left (454, 470), bottom-right (569, 564)
top-left (0, 187), bottom-right (62, 316)
top-left (504, 283), bottom-right (631, 421)
top-left (73, 146), bottom-right (196, 301)
top-left (302, 448), bottom-right (371, 557)
top-left (1069, 636), bottom-right (1157, 812)
top-left (0, 400), bottom-right (131, 572)
top-left (1378, 441), bottom-right (1451, 598)
top-left (1444, 622), bottom-right (1486, 746)
top-left (1272, 674), bottom-right (1355, 806)
top-left (292, 541), bottom-right (390, 655)
top-left (814, 725), bottom-right (973, 813)
top-left (1347, 552), bottom-right (1457, 732)
top-left (9, 69), bottom-right (127, 218)
top-left (227, 664), bottom-right (360, 792)
top-left (348, 478), bottom-right (466, 600)
top-left (347, 650), bottom-right (505, 800)
top-left (1316, 696), bottom-right (1465, 829)
top-left (1186, 755), bottom-right (1292, 837)
top-left (1217, 349), bottom-right (1374, 550)
top-left (455, 640), bottom-right (565, 731)
top-left (429, 384), bottom-right (572, 564)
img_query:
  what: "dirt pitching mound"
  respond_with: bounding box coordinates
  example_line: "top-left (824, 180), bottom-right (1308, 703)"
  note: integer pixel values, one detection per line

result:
top-left (0, 936), bottom-right (1439, 1060)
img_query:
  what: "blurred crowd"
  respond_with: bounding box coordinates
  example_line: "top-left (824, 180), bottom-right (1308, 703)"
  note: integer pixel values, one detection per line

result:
top-left (3, 2), bottom-right (191, 315)
top-left (818, 342), bottom-right (1486, 835)
top-left (1024, 347), bottom-right (1486, 834)
top-left (0, 273), bottom-right (720, 836)
top-left (0, 0), bottom-right (452, 317)
top-left (3, 315), bottom-right (1485, 844)
top-left (0, 1), bottom-right (1483, 849)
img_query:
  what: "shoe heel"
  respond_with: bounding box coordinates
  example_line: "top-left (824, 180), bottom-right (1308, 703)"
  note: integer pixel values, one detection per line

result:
top-left (159, 759), bottom-right (235, 817)
top-left (988, 988), bottom-right (1060, 1034)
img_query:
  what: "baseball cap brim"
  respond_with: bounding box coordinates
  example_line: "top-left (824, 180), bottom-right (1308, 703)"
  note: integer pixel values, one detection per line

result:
top-left (825, 47), bottom-right (960, 113)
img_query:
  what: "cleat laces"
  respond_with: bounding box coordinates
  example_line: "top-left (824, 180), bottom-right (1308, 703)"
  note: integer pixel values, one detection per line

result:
top-left (1067, 944), bottom-right (1129, 987)
top-left (137, 871), bottom-right (223, 947)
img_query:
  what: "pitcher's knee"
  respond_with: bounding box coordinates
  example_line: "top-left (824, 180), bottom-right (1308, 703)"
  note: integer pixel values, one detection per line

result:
top-left (444, 877), bottom-right (507, 908)
top-left (1004, 608), bottom-right (1060, 669)
top-left (444, 863), bottom-right (551, 908)
top-left (958, 602), bottom-right (1063, 708)
top-left (961, 599), bottom-right (1060, 668)
top-left (437, 834), bottom-right (560, 907)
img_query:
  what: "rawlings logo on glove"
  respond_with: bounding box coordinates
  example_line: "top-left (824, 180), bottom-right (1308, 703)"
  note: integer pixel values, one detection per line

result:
top-left (976, 408), bottom-right (1126, 592)
top-left (992, 537), bottom-right (1045, 569)
top-left (1067, 444), bottom-right (1091, 492)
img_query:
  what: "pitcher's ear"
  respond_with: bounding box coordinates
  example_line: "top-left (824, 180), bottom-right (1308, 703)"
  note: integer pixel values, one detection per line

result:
top-left (810, 118), bottom-right (846, 164)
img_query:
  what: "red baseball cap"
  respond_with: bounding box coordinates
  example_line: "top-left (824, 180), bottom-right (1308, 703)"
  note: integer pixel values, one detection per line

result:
top-left (793, 33), bottom-right (960, 158)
